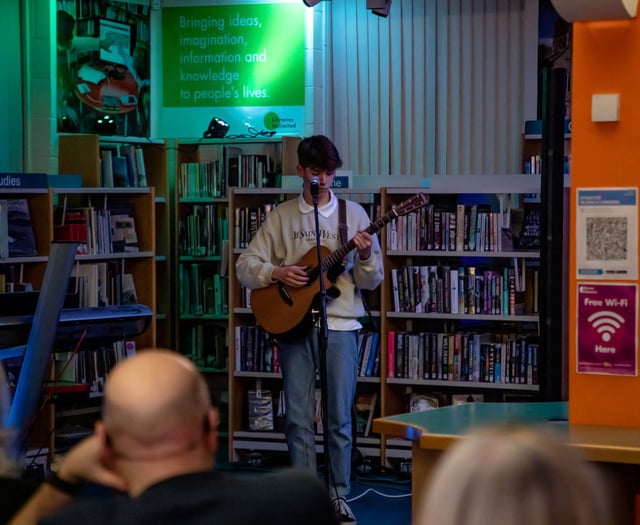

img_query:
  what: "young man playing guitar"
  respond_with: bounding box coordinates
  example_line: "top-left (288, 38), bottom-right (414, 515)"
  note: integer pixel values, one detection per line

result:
top-left (236, 135), bottom-right (384, 525)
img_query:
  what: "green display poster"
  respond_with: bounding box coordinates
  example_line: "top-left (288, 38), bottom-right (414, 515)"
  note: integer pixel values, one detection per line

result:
top-left (162, 4), bottom-right (305, 108)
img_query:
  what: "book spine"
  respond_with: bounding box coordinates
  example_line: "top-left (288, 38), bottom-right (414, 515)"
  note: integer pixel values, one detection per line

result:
top-left (387, 331), bottom-right (395, 378)
top-left (134, 147), bottom-right (148, 187)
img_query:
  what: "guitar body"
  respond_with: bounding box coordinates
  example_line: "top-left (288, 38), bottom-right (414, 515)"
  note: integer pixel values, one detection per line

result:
top-left (250, 246), bottom-right (334, 338)
top-left (248, 192), bottom-right (429, 339)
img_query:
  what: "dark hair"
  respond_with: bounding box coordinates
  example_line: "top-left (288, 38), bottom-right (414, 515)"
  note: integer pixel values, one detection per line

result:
top-left (297, 135), bottom-right (343, 171)
top-left (57, 10), bottom-right (75, 44)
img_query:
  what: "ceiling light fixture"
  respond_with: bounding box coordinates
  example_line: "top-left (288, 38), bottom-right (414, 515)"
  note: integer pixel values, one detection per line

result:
top-left (367, 0), bottom-right (392, 17)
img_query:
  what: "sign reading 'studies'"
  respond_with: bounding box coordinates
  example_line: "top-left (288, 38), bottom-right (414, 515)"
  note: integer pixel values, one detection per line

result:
top-left (0, 173), bottom-right (48, 188)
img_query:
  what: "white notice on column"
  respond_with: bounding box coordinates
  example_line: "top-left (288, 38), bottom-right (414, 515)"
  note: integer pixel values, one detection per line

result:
top-left (576, 187), bottom-right (638, 280)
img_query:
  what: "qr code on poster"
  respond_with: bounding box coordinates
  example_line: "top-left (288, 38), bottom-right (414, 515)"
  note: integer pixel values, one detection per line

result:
top-left (586, 216), bottom-right (627, 261)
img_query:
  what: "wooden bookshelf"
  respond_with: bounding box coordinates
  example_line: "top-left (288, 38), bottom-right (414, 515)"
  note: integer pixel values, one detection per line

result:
top-left (173, 138), bottom-right (296, 446)
top-left (378, 178), bottom-right (545, 464)
top-left (1, 181), bottom-right (157, 459)
top-left (58, 133), bottom-right (171, 347)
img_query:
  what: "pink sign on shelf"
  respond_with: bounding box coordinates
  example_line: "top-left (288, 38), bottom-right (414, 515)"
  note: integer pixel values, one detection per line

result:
top-left (577, 282), bottom-right (637, 376)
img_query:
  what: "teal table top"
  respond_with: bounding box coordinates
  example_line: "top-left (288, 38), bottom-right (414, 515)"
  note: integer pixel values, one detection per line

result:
top-left (373, 401), bottom-right (640, 464)
top-left (375, 401), bottom-right (567, 439)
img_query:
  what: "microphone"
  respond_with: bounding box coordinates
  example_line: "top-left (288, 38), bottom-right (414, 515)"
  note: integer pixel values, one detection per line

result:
top-left (310, 176), bottom-right (320, 197)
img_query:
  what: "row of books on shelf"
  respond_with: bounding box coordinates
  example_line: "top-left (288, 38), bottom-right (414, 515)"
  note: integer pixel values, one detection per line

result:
top-left (178, 204), bottom-right (228, 257)
top-left (180, 324), bottom-right (227, 370)
top-left (178, 265), bottom-right (228, 316)
top-left (74, 0), bottom-right (150, 22)
top-left (178, 146), bottom-right (279, 199)
top-left (54, 202), bottom-right (139, 255)
top-left (245, 388), bottom-right (378, 437)
top-left (53, 340), bottom-right (136, 398)
top-left (387, 202), bottom-right (542, 253)
top-left (248, 389), bottom-right (280, 432)
top-left (387, 202), bottom-right (510, 253)
top-left (0, 275), bottom-right (33, 294)
top-left (354, 391), bottom-right (378, 437)
top-left (100, 146), bottom-right (148, 189)
top-left (179, 159), bottom-right (226, 199)
top-left (227, 149), bottom-right (277, 189)
top-left (390, 261), bottom-right (538, 315)
top-left (234, 325), bottom-right (280, 373)
top-left (357, 331), bottom-right (381, 377)
top-left (387, 331), bottom-right (539, 385)
top-left (70, 261), bottom-right (138, 307)
top-left (523, 154), bottom-right (570, 175)
top-left (234, 203), bottom-right (278, 249)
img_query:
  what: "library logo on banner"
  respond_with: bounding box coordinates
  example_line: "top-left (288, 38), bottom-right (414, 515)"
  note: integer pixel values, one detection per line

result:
top-left (577, 282), bottom-right (637, 376)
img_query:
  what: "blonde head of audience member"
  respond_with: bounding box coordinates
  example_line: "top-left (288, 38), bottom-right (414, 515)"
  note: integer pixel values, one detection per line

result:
top-left (418, 425), bottom-right (611, 525)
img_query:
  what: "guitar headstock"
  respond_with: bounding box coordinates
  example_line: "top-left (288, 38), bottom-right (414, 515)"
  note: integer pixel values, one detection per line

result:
top-left (393, 192), bottom-right (430, 217)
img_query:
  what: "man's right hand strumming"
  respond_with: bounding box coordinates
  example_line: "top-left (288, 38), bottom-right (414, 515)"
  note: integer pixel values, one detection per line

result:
top-left (271, 265), bottom-right (309, 287)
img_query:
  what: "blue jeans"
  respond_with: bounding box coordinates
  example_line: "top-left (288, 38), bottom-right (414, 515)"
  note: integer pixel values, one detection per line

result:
top-left (278, 328), bottom-right (359, 497)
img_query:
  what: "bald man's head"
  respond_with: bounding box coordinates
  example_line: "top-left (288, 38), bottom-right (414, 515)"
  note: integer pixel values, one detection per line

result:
top-left (101, 350), bottom-right (212, 453)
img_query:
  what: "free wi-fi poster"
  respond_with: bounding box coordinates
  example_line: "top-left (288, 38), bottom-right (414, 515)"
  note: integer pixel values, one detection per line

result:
top-left (577, 282), bottom-right (637, 376)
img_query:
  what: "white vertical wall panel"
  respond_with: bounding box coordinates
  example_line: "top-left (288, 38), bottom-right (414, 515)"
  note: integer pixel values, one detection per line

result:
top-left (388, 4), bottom-right (402, 177)
top-left (448, 0), bottom-right (461, 175)
top-left (459, 3), bottom-right (473, 174)
top-left (425, 1), bottom-right (437, 177)
top-left (330, 0), bottom-right (526, 177)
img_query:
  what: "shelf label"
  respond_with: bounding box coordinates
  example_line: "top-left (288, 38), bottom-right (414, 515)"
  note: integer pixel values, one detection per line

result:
top-left (331, 175), bottom-right (351, 189)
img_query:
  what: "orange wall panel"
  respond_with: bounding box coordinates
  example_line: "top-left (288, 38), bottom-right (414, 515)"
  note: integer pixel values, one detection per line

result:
top-left (570, 19), bottom-right (640, 426)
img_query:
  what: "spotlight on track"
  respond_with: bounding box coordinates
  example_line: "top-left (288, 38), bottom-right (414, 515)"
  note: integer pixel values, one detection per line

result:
top-left (367, 0), bottom-right (392, 17)
top-left (303, 0), bottom-right (323, 6)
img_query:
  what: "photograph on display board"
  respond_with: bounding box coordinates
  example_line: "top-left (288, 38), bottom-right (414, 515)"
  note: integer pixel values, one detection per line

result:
top-left (56, 1), bottom-right (151, 137)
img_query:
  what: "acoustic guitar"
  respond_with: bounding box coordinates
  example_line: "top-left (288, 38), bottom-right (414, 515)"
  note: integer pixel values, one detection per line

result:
top-left (249, 193), bottom-right (429, 339)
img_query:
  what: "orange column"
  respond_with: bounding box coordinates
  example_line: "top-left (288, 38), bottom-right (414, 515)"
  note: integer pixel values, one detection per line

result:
top-left (570, 18), bottom-right (640, 426)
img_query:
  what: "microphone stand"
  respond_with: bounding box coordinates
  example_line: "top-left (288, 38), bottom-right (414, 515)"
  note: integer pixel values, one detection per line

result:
top-left (311, 185), bottom-right (331, 488)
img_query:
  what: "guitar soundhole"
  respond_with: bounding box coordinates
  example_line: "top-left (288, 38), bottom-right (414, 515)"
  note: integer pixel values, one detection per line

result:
top-left (278, 284), bottom-right (293, 306)
top-left (306, 267), bottom-right (319, 286)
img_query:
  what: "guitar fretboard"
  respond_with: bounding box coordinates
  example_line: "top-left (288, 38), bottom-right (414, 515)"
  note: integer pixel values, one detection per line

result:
top-left (311, 192), bottom-right (429, 274)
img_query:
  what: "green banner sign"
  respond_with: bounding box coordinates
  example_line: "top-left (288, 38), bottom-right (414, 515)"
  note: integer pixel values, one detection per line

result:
top-left (162, 4), bottom-right (305, 108)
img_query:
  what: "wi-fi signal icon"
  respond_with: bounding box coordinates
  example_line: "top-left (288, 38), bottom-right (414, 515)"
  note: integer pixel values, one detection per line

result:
top-left (587, 311), bottom-right (625, 342)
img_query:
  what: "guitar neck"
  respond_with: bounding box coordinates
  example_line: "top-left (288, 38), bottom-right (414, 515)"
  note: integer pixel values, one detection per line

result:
top-left (320, 209), bottom-right (398, 272)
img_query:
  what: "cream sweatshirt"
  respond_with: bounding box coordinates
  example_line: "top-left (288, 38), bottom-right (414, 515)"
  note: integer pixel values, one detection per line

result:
top-left (235, 191), bottom-right (384, 330)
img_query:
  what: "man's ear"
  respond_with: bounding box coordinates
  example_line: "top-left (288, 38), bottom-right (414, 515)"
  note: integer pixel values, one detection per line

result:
top-left (95, 420), bottom-right (116, 464)
top-left (296, 164), bottom-right (304, 177)
top-left (205, 408), bottom-right (219, 453)
top-left (95, 420), bottom-right (106, 444)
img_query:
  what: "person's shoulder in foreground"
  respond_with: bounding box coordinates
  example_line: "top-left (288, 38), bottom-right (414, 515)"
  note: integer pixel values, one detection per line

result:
top-left (38, 467), bottom-right (337, 525)
top-left (416, 425), bottom-right (613, 525)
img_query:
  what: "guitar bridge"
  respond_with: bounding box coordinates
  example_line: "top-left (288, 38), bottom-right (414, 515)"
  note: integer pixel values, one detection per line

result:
top-left (278, 284), bottom-right (293, 306)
